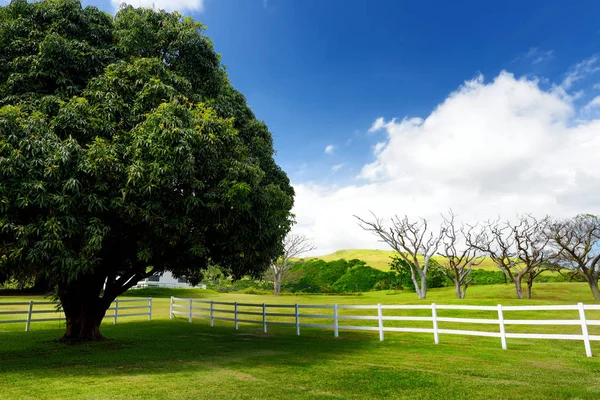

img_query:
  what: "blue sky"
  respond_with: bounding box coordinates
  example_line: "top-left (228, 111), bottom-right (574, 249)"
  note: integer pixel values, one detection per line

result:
top-left (18, 0), bottom-right (600, 253)
top-left (80, 0), bottom-right (600, 185)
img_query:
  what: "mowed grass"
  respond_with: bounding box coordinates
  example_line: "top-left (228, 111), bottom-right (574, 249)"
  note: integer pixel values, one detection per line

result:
top-left (2, 283), bottom-right (600, 399)
top-left (313, 248), bottom-right (501, 271)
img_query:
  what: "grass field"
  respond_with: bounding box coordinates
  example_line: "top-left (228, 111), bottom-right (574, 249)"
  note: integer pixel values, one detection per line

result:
top-left (313, 248), bottom-right (501, 271)
top-left (2, 283), bottom-right (600, 399)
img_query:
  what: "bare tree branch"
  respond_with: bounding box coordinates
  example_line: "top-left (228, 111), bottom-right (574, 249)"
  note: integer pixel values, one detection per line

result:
top-left (270, 234), bottom-right (316, 295)
top-left (355, 212), bottom-right (444, 299)
top-left (467, 215), bottom-right (551, 299)
top-left (547, 214), bottom-right (600, 300)
top-left (437, 210), bottom-right (483, 299)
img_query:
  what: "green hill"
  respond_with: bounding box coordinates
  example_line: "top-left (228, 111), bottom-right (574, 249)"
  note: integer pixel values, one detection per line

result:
top-left (310, 249), bottom-right (500, 271)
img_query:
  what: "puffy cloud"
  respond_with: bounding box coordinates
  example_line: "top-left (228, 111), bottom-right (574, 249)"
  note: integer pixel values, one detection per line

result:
top-left (292, 70), bottom-right (600, 255)
top-left (324, 145), bottom-right (335, 154)
top-left (111, 0), bottom-right (204, 13)
top-left (360, 72), bottom-right (572, 182)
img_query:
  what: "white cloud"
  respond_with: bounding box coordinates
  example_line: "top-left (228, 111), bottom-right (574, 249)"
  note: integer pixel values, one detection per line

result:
top-left (324, 145), bottom-right (335, 155)
top-left (368, 117), bottom-right (387, 133)
top-left (332, 164), bottom-right (344, 173)
top-left (559, 56), bottom-right (599, 91)
top-left (594, 83), bottom-right (600, 90)
top-left (111, 0), bottom-right (204, 13)
top-left (525, 47), bottom-right (554, 65)
top-left (292, 69), bottom-right (600, 256)
top-left (373, 142), bottom-right (386, 155)
top-left (583, 96), bottom-right (600, 112)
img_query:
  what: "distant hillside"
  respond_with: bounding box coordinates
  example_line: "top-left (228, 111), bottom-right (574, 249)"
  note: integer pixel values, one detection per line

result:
top-left (308, 249), bottom-right (500, 271)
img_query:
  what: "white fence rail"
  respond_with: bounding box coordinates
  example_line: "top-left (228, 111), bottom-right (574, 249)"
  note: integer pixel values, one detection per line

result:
top-left (170, 297), bottom-right (600, 357)
top-left (0, 297), bottom-right (153, 332)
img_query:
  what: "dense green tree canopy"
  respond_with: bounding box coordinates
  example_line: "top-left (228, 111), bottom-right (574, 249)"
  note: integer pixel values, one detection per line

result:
top-left (0, 0), bottom-right (294, 339)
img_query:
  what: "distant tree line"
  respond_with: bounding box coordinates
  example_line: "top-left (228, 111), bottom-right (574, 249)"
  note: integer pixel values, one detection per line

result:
top-left (356, 212), bottom-right (600, 300)
top-left (191, 255), bottom-right (575, 296)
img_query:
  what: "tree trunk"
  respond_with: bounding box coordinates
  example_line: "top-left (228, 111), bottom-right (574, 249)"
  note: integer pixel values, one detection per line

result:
top-left (513, 278), bottom-right (523, 300)
top-left (413, 269), bottom-right (427, 299)
top-left (526, 273), bottom-right (535, 299)
top-left (273, 272), bottom-right (282, 295)
top-left (455, 280), bottom-right (465, 299)
top-left (409, 273), bottom-right (423, 299)
top-left (585, 274), bottom-right (600, 300)
top-left (58, 274), bottom-right (110, 342)
top-left (410, 271), bottom-right (427, 299)
top-left (63, 307), bottom-right (106, 341)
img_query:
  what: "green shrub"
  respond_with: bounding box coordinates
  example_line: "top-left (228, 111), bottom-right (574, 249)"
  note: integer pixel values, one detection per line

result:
top-left (205, 277), bottom-right (272, 293)
top-left (389, 256), bottom-right (450, 290)
top-left (469, 270), bottom-right (506, 285)
top-left (467, 269), bottom-right (583, 285)
top-left (373, 271), bottom-right (403, 291)
top-left (426, 262), bottom-right (451, 288)
top-left (332, 265), bottom-right (389, 292)
top-left (284, 259), bottom-right (359, 292)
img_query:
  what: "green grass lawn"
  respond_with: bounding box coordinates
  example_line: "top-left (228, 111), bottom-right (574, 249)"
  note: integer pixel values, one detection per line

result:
top-left (2, 283), bottom-right (600, 399)
top-left (314, 248), bottom-right (503, 271)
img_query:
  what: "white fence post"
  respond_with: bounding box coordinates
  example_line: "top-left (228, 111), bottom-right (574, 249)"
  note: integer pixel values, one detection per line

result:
top-left (25, 300), bottom-right (33, 332)
top-left (149, 300), bottom-right (600, 357)
top-left (334, 304), bottom-right (339, 338)
top-left (262, 303), bottom-right (267, 333)
top-left (113, 298), bottom-right (119, 325)
top-left (578, 302), bottom-right (592, 357)
top-left (234, 302), bottom-right (239, 330)
top-left (377, 303), bottom-right (384, 341)
top-left (295, 303), bottom-right (300, 336)
top-left (431, 303), bottom-right (439, 344)
top-left (497, 304), bottom-right (507, 350)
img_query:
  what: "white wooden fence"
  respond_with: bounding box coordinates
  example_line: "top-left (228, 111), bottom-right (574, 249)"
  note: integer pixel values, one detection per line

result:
top-left (170, 297), bottom-right (600, 357)
top-left (0, 297), bottom-right (153, 332)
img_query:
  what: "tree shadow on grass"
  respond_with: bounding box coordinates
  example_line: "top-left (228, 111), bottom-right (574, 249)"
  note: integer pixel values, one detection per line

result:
top-left (0, 319), bottom-right (375, 378)
top-left (3, 320), bottom-right (600, 400)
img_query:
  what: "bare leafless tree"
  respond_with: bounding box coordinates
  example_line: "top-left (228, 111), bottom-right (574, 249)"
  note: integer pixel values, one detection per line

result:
top-left (438, 211), bottom-right (483, 299)
top-left (270, 234), bottom-right (315, 295)
top-left (512, 215), bottom-right (552, 299)
top-left (467, 215), bottom-right (551, 299)
top-left (355, 213), bottom-right (444, 299)
top-left (546, 214), bottom-right (600, 300)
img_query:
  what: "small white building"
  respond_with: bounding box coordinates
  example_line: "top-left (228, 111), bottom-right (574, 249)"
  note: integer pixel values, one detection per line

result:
top-left (135, 271), bottom-right (206, 289)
